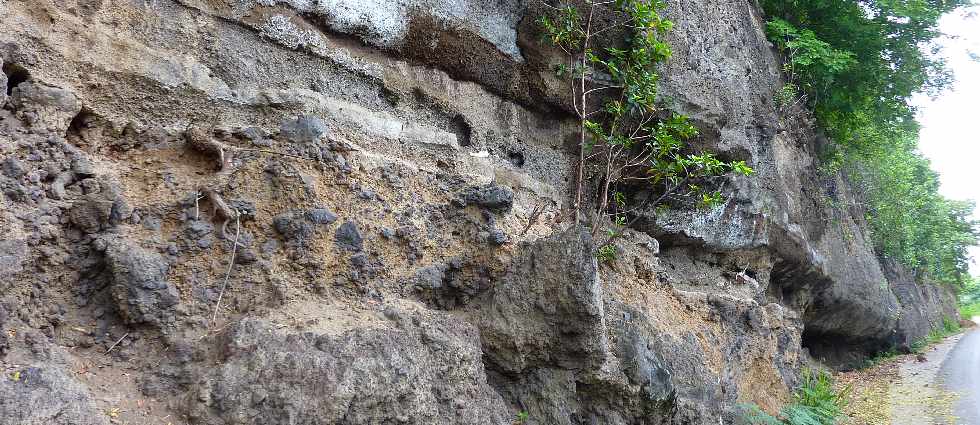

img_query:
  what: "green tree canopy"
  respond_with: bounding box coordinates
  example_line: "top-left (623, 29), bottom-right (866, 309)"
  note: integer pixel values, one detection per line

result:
top-left (760, 0), bottom-right (979, 286)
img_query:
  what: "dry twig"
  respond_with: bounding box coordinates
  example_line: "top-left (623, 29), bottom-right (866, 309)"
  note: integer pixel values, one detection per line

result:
top-left (521, 203), bottom-right (547, 236)
top-left (210, 214), bottom-right (241, 327)
top-left (104, 332), bottom-right (129, 355)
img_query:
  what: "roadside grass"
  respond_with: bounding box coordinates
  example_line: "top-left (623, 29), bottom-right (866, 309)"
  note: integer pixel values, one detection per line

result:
top-left (960, 302), bottom-right (980, 319)
top-left (834, 315), bottom-right (968, 424)
top-left (744, 316), bottom-right (967, 424)
top-left (909, 317), bottom-right (961, 354)
top-left (958, 277), bottom-right (979, 320)
top-left (863, 316), bottom-right (963, 369)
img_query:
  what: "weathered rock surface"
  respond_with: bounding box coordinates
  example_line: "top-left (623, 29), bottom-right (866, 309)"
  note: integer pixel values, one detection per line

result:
top-left (187, 308), bottom-right (509, 424)
top-left (105, 239), bottom-right (179, 327)
top-left (472, 229), bottom-right (803, 422)
top-left (886, 259), bottom-right (960, 350)
top-left (0, 363), bottom-right (109, 425)
top-left (474, 228), bottom-right (607, 374)
top-left (9, 81), bottom-right (81, 134)
top-left (0, 239), bottom-right (27, 279)
top-left (279, 114), bottom-right (329, 144)
top-left (0, 0), bottom-right (961, 423)
top-left (629, 0), bottom-right (937, 363)
top-left (0, 57), bottom-right (8, 107)
top-left (69, 195), bottom-right (115, 234)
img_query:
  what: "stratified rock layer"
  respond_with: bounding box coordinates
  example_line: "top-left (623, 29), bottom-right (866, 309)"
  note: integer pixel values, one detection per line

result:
top-left (188, 310), bottom-right (509, 424)
top-left (0, 0), bottom-right (960, 423)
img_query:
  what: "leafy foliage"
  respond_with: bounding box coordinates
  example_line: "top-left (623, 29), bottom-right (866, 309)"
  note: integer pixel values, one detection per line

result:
top-left (760, 0), bottom-right (978, 285)
top-left (959, 275), bottom-right (980, 303)
top-left (597, 244), bottom-right (617, 263)
top-left (538, 6), bottom-right (584, 52)
top-left (765, 18), bottom-right (855, 99)
top-left (852, 144), bottom-right (979, 284)
top-left (959, 276), bottom-right (980, 318)
top-left (760, 0), bottom-right (963, 136)
top-left (960, 302), bottom-right (980, 320)
top-left (538, 0), bottom-right (753, 257)
top-left (741, 369), bottom-right (849, 425)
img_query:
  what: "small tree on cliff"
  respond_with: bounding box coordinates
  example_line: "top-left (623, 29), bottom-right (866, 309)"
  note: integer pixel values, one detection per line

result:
top-left (537, 0), bottom-right (753, 258)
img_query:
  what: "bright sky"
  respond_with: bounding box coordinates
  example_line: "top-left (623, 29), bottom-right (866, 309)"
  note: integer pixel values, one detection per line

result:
top-left (911, 5), bottom-right (980, 276)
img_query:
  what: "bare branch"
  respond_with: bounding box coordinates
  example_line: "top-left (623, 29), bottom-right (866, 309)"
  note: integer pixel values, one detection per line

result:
top-left (596, 176), bottom-right (691, 249)
top-left (521, 203), bottom-right (548, 235)
top-left (210, 214), bottom-right (241, 327)
top-left (104, 333), bottom-right (129, 355)
top-left (583, 85), bottom-right (623, 96)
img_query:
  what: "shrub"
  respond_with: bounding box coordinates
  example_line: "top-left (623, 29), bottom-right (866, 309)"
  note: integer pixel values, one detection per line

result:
top-left (596, 244), bottom-right (617, 263)
top-left (537, 0), bottom-right (753, 258)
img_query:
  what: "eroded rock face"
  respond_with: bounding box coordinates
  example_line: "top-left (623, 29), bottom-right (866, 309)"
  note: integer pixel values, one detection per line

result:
top-left (105, 239), bottom-right (179, 327)
top-left (628, 0), bottom-right (917, 360)
top-left (473, 229), bottom-right (804, 423)
top-left (0, 363), bottom-right (109, 425)
top-left (256, 0), bottom-right (526, 60)
top-left (0, 0), bottom-right (961, 423)
top-left (9, 81), bottom-right (81, 134)
top-left (187, 310), bottom-right (509, 424)
top-left (886, 259), bottom-right (960, 350)
top-left (474, 228), bottom-right (607, 373)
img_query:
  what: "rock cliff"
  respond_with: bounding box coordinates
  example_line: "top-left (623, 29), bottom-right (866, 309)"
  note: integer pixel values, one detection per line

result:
top-left (0, 0), bottom-right (960, 423)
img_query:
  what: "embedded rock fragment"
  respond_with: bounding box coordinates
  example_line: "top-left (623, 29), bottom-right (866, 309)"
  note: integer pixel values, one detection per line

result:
top-left (1, 157), bottom-right (25, 179)
top-left (335, 220), bottom-right (363, 251)
top-left (9, 81), bottom-right (81, 133)
top-left (105, 239), bottom-right (179, 327)
top-left (68, 195), bottom-right (114, 234)
top-left (279, 114), bottom-right (328, 144)
top-left (474, 227), bottom-right (606, 372)
top-left (273, 210), bottom-right (316, 246)
top-left (0, 57), bottom-right (7, 106)
top-left (460, 184), bottom-right (514, 212)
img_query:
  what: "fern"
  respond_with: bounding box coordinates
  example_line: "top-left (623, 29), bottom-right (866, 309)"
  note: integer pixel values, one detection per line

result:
top-left (740, 369), bottom-right (848, 425)
top-left (738, 404), bottom-right (784, 425)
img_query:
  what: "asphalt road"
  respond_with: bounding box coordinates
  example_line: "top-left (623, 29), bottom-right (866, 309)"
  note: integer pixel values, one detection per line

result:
top-left (938, 321), bottom-right (980, 424)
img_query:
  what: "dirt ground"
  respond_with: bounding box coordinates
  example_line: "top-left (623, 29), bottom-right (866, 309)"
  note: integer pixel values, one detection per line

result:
top-left (836, 322), bottom-right (978, 425)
